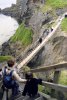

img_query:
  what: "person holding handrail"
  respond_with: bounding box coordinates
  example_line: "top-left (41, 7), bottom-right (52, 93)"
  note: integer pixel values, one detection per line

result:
top-left (2, 60), bottom-right (26, 96)
top-left (22, 72), bottom-right (42, 98)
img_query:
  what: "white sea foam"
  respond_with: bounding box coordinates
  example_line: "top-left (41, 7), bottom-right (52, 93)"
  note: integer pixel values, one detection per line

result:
top-left (0, 0), bottom-right (16, 9)
top-left (0, 14), bottom-right (19, 46)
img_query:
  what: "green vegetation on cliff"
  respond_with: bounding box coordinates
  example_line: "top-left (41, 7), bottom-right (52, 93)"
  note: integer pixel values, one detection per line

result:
top-left (41, 0), bottom-right (67, 13)
top-left (61, 18), bottom-right (67, 32)
top-left (46, 0), bottom-right (67, 8)
top-left (59, 71), bottom-right (67, 85)
top-left (0, 56), bottom-right (13, 62)
top-left (11, 23), bottom-right (33, 46)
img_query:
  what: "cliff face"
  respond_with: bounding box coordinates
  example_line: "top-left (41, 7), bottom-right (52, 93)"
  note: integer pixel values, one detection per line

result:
top-left (25, 31), bottom-right (67, 68)
top-left (0, 0), bottom-right (67, 68)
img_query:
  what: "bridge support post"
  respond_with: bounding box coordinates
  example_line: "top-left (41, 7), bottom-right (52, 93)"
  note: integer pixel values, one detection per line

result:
top-left (51, 70), bottom-right (65, 100)
top-left (53, 71), bottom-right (60, 83)
top-left (51, 71), bottom-right (60, 97)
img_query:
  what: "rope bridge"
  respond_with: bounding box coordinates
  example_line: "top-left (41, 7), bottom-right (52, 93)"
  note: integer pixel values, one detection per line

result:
top-left (17, 13), bottom-right (66, 69)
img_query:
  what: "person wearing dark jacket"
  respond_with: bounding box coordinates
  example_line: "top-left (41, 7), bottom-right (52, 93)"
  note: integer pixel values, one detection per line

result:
top-left (22, 72), bottom-right (42, 97)
top-left (39, 38), bottom-right (42, 43)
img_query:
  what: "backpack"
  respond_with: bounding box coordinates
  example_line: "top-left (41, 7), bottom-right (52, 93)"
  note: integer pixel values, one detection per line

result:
top-left (3, 67), bottom-right (14, 88)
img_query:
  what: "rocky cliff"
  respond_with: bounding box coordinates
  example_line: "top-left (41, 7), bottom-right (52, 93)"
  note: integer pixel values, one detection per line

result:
top-left (0, 0), bottom-right (67, 67)
top-left (0, 0), bottom-right (28, 23)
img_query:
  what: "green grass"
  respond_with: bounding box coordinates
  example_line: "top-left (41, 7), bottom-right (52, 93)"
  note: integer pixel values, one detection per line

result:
top-left (0, 56), bottom-right (13, 62)
top-left (59, 71), bottom-right (67, 85)
top-left (11, 23), bottom-right (33, 46)
top-left (46, 0), bottom-right (67, 9)
top-left (38, 85), bottom-right (44, 92)
top-left (61, 18), bottom-right (67, 32)
top-left (41, 0), bottom-right (67, 13)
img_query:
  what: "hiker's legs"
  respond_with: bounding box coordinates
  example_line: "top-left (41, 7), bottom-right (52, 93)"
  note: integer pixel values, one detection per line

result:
top-left (12, 81), bottom-right (19, 96)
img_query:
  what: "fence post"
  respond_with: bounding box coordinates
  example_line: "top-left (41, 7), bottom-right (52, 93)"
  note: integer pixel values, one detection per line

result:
top-left (53, 71), bottom-right (60, 83)
top-left (51, 71), bottom-right (60, 97)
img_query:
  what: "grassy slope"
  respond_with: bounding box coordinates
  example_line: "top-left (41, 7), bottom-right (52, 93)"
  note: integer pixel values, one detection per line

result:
top-left (11, 23), bottom-right (33, 46)
top-left (46, 0), bottom-right (67, 8)
top-left (61, 18), bottom-right (67, 32)
top-left (41, 0), bottom-right (67, 13)
top-left (0, 56), bottom-right (13, 62)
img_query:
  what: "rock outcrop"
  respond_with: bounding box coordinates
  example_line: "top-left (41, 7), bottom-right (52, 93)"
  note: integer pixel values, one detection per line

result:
top-left (1, 0), bottom-right (28, 22)
top-left (1, 42), bottom-right (15, 56)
